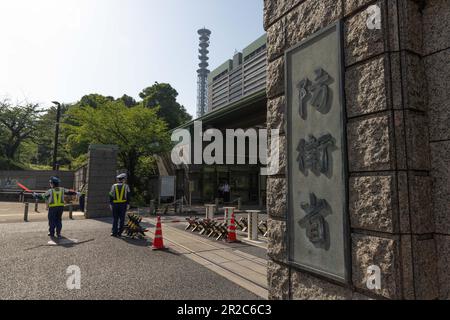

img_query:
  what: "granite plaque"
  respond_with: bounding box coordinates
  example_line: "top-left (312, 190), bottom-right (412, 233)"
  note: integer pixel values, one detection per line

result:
top-left (285, 21), bottom-right (350, 283)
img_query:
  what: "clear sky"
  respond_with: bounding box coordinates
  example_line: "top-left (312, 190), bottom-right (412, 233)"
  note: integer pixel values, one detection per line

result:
top-left (0, 0), bottom-right (264, 116)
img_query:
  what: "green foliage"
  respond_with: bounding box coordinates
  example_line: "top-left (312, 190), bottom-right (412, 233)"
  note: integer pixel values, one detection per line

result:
top-left (0, 157), bottom-right (26, 170)
top-left (119, 94), bottom-right (138, 108)
top-left (0, 101), bottom-right (42, 160)
top-left (78, 94), bottom-right (115, 109)
top-left (33, 103), bottom-right (72, 167)
top-left (64, 100), bottom-right (170, 189)
top-left (139, 82), bottom-right (192, 129)
top-left (1, 82), bottom-right (191, 201)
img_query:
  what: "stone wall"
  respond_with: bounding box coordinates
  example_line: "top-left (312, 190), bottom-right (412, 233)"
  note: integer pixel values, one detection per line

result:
top-left (85, 145), bottom-right (118, 219)
top-left (265, 0), bottom-right (448, 300)
top-left (0, 170), bottom-right (74, 191)
top-left (422, 0), bottom-right (450, 300)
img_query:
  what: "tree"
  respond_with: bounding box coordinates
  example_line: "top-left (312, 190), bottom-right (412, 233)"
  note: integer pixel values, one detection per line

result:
top-left (119, 94), bottom-right (138, 108)
top-left (78, 94), bottom-right (114, 109)
top-left (0, 100), bottom-right (42, 160)
top-left (33, 103), bottom-right (72, 167)
top-left (65, 100), bottom-right (170, 189)
top-left (139, 82), bottom-right (192, 129)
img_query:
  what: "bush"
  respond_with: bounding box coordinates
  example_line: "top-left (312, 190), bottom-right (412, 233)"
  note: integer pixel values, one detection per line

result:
top-left (130, 193), bottom-right (148, 208)
top-left (0, 157), bottom-right (26, 170)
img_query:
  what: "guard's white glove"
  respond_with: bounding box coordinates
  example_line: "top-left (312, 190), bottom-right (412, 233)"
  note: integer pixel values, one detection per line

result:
top-left (127, 205), bottom-right (131, 211)
top-left (109, 205), bottom-right (113, 211)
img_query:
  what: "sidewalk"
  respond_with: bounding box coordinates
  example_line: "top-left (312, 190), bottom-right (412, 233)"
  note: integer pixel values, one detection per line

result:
top-left (143, 217), bottom-right (268, 299)
top-left (0, 201), bottom-right (84, 223)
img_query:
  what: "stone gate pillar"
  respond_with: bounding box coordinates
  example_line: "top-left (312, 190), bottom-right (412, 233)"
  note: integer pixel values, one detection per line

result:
top-left (85, 145), bottom-right (118, 219)
top-left (265, 0), bottom-right (448, 300)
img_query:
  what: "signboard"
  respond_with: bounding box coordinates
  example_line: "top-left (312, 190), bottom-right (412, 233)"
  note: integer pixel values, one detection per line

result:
top-left (160, 176), bottom-right (176, 198)
top-left (285, 21), bottom-right (350, 283)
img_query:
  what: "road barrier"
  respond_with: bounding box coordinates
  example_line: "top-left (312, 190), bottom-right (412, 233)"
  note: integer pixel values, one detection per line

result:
top-left (159, 212), bottom-right (268, 243)
top-left (185, 218), bottom-right (228, 241)
top-left (124, 214), bottom-right (148, 239)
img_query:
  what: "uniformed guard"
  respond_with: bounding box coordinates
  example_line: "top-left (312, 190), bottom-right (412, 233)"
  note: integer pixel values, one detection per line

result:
top-left (78, 183), bottom-right (87, 213)
top-left (109, 173), bottom-right (131, 237)
top-left (34, 177), bottom-right (77, 239)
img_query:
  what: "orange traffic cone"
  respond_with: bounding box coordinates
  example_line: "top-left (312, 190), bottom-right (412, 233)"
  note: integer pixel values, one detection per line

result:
top-left (152, 216), bottom-right (166, 250)
top-left (227, 210), bottom-right (239, 243)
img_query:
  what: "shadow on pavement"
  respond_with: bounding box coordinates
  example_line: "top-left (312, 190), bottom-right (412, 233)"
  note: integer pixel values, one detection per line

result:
top-left (118, 237), bottom-right (181, 256)
top-left (118, 237), bottom-right (149, 247)
top-left (24, 238), bottom-right (95, 251)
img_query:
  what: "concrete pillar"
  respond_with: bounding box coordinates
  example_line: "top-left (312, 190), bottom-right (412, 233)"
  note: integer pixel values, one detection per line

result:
top-left (85, 145), bottom-right (118, 219)
top-left (205, 204), bottom-right (215, 220)
top-left (246, 210), bottom-right (260, 241)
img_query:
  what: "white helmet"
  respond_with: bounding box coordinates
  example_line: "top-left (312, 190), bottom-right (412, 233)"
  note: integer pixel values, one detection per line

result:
top-left (116, 173), bottom-right (127, 181)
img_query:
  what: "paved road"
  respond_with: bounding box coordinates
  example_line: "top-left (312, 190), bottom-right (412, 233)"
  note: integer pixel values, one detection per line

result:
top-left (0, 218), bottom-right (261, 300)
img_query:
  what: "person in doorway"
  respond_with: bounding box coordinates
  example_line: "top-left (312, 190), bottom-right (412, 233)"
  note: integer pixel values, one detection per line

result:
top-left (223, 182), bottom-right (231, 203)
top-left (218, 183), bottom-right (224, 200)
top-left (109, 173), bottom-right (131, 237)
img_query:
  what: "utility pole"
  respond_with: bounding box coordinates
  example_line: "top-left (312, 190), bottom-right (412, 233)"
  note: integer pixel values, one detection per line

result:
top-left (52, 101), bottom-right (61, 171)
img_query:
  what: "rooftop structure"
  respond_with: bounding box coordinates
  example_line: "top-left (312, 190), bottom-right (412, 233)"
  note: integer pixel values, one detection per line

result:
top-left (196, 28), bottom-right (211, 118)
top-left (207, 34), bottom-right (267, 112)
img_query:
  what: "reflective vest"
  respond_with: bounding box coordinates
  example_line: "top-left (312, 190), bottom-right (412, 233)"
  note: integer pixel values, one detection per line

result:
top-left (113, 184), bottom-right (127, 204)
top-left (80, 185), bottom-right (87, 196)
top-left (48, 188), bottom-right (65, 208)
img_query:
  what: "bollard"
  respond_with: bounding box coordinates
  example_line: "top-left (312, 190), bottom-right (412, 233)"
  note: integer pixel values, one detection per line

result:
top-left (215, 198), bottom-right (220, 214)
top-left (24, 203), bottom-right (29, 222)
top-left (205, 204), bottom-right (215, 220)
top-left (238, 198), bottom-right (242, 211)
top-left (69, 204), bottom-right (73, 220)
top-left (34, 199), bottom-right (39, 212)
top-left (149, 200), bottom-right (155, 215)
top-left (246, 210), bottom-right (260, 241)
top-left (179, 198), bottom-right (184, 214)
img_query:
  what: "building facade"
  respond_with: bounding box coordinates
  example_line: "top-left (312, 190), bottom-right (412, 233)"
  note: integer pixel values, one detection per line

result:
top-left (208, 35), bottom-right (267, 112)
top-left (175, 35), bottom-right (268, 206)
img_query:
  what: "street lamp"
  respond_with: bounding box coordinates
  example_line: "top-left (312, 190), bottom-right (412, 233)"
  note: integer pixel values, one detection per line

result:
top-left (52, 101), bottom-right (61, 171)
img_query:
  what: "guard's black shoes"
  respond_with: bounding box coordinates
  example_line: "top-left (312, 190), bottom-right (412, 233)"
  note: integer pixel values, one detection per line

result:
top-left (57, 234), bottom-right (63, 239)
top-left (110, 233), bottom-right (118, 237)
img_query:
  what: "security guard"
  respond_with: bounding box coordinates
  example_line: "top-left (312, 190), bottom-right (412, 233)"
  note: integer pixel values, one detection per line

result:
top-left (35, 177), bottom-right (77, 238)
top-left (78, 183), bottom-right (87, 213)
top-left (109, 173), bottom-right (131, 237)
